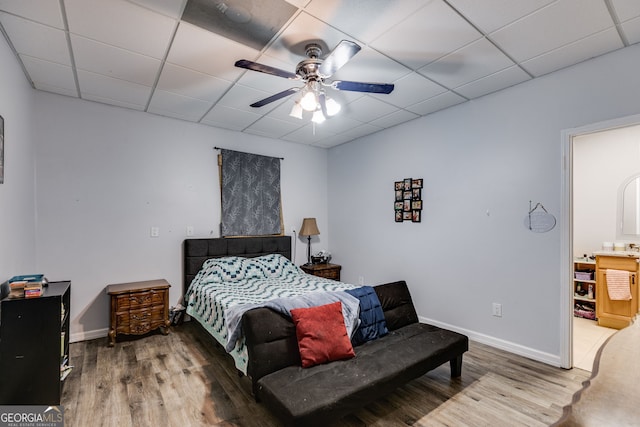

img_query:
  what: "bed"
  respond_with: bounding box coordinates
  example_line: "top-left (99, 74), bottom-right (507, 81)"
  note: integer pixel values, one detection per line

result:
top-left (183, 236), bottom-right (362, 374)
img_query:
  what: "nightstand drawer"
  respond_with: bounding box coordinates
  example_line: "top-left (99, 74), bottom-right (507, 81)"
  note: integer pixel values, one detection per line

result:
top-left (301, 263), bottom-right (341, 281)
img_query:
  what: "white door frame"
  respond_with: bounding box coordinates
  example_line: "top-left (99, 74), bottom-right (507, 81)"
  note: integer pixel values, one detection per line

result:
top-left (560, 112), bottom-right (640, 368)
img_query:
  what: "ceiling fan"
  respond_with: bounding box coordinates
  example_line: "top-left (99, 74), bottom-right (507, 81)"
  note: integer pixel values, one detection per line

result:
top-left (234, 40), bottom-right (394, 122)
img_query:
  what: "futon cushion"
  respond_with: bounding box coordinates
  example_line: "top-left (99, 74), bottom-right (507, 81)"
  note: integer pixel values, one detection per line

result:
top-left (290, 302), bottom-right (356, 368)
top-left (256, 322), bottom-right (469, 426)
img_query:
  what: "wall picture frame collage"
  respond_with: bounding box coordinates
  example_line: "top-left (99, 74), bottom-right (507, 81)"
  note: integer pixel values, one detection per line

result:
top-left (394, 178), bottom-right (423, 222)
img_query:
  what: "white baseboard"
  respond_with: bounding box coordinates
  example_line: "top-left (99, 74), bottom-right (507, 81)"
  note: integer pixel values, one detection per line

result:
top-left (418, 316), bottom-right (562, 368)
top-left (70, 328), bottom-right (109, 343)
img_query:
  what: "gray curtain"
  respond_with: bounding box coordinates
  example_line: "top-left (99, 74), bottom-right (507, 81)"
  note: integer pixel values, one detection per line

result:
top-left (221, 149), bottom-right (281, 236)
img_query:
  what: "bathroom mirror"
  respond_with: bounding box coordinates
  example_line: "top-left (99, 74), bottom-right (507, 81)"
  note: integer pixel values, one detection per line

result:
top-left (618, 174), bottom-right (640, 237)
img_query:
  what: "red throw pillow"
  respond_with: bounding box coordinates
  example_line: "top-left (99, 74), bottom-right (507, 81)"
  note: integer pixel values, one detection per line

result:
top-left (290, 301), bottom-right (356, 368)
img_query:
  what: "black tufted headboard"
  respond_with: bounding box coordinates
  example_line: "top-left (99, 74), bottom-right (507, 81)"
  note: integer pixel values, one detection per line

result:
top-left (182, 236), bottom-right (292, 296)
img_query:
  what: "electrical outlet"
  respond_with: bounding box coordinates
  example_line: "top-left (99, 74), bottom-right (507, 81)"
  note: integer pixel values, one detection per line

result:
top-left (150, 227), bottom-right (160, 238)
top-left (186, 226), bottom-right (194, 236)
top-left (358, 276), bottom-right (364, 285)
top-left (492, 303), bottom-right (502, 317)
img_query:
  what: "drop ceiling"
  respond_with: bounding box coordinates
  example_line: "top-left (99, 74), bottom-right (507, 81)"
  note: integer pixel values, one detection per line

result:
top-left (1, 0), bottom-right (639, 148)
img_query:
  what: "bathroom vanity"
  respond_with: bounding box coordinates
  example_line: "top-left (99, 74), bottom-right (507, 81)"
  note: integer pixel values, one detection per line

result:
top-left (594, 252), bottom-right (639, 329)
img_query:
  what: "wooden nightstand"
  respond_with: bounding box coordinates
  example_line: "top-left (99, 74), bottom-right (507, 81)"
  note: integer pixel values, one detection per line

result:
top-left (106, 279), bottom-right (171, 347)
top-left (301, 263), bottom-right (341, 281)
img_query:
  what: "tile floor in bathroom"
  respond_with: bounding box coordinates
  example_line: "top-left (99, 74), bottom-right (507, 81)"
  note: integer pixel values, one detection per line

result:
top-left (573, 316), bottom-right (617, 371)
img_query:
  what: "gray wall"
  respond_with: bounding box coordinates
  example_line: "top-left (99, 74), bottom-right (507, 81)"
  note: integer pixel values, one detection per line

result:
top-left (0, 28), bottom-right (37, 280)
top-left (327, 43), bottom-right (640, 366)
top-left (32, 94), bottom-right (331, 341)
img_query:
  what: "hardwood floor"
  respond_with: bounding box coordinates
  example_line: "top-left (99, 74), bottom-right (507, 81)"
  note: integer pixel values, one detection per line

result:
top-left (62, 322), bottom-right (590, 427)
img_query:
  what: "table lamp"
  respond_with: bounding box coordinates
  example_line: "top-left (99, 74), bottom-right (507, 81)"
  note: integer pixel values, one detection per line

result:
top-left (299, 218), bottom-right (320, 265)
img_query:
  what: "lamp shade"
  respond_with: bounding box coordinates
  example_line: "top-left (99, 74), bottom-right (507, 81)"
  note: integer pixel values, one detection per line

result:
top-left (299, 218), bottom-right (320, 236)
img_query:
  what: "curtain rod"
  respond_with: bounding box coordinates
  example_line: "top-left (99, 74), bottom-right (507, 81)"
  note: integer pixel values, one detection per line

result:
top-left (214, 147), bottom-right (284, 160)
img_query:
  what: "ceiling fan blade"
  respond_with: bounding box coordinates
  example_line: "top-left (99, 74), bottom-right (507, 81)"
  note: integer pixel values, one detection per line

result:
top-left (235, 59), bottom-right (298, 80)
top-left (318, 40), bottom-right (361, 78)
top-left (250, 88), bottom-right (300, 108)
top-left (332, 80), bottom-right (394, 94)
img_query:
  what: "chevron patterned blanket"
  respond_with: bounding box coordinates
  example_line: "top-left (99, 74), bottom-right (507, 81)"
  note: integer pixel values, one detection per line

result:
top-left (185, 254), bottom-right (359, 374)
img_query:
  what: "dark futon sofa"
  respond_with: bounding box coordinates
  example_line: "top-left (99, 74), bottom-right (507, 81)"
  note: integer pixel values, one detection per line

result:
top-left (241, 280), bottom-right (469, 426)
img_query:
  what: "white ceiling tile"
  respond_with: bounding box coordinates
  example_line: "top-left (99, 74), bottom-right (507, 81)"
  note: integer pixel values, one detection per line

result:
top-left (330, 123), bottom-right (383, 142)
top-left (282, 122), bottom-right (339, 144)
top-left (346, 96), bottom-right (399, 122)
top-left (0, 12), bottom-right (70, 65)
top-left (71, 35), bottom-right (160, 86)
top-left (245, 116), bottom-right (304, 138)
top-left (34, 83), bottom-right (78, 98)
top-left (157, 63), bottom-right (230, 103)
top-left (167, 21), bottom-right (259, 80)
top-left (20, 55), bottom-right (77, 93)
top-left (446, 0), bottom-right (556, 33)
top-left (77, 69), bottom-right (151, 107)
top-left (406, 91), bottom-right (466, 116)
top-left (312, 115), bottom-right (364, 135)
top-left (622, 16), bottom-right (640, 44)
top-left (370, 0), bottom-right (482, 70)
top-left (490, 0), bottom-right (615, 62)
top-left (201, 105), bottom-right (262, 131)
top-left (454, 65), bottom-right (531, 99)
top-left (65, 0), bottom-right (177, 59)
top-left (147, 90), bottom-right (213, 121)
top-left (82, 93), bottom-right (146, 111)
top-left (521, 28), bottom-right (623, 77)
top-left (304, 0), bottom-right (426, 44)
top-left (419, 38), bottom-right (515, 89)
top-left (370, 109), bottom-right (419, 129)
top-left (610, 0), bottom-right (640, 22)
top-left (217, 84), bottom-right (281, 114)
top-left (126, 0), bottom-right (187, 19)
top-left (384, 73), bottom-right (446, 109)
top-left (0, 0), bottom-right (65, 28)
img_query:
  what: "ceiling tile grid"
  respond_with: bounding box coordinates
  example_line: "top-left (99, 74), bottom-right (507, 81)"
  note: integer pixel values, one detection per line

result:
top-left (0, 0), bottom-right (639, 147)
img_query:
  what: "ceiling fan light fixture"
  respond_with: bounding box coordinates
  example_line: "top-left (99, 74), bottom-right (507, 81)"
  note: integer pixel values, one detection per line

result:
top-left (312, 109), bottom-right (326, 124)
top-left (289, 102), bottom-right (303, 119)
top-left (300, 90), bottom-right (318, 111)
top-left (325, 97), bottom-right (341, 116)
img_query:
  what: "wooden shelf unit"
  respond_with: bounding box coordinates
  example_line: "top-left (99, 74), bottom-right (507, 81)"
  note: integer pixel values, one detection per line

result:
top-left (573, 259), bottom-right (596, 320)
top-left (300, 263), bottom-right (341, 281)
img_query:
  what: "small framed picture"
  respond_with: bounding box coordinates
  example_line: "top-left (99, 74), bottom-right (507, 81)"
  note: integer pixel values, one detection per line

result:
top-left (395, 210), bottom-right (403, 222)
top-left (403, 190), bottom-right (412, 200)
top-left (395, 190), bottom-right (403, 201)
top-left (403, 211), bottom-right (412, 220)
top-left (412, 188), bottom-right (421, 199)
top-left (403, 178), bottom-right (412, 191)
top-left (403, 200), bottom-right (411, 211)
top-left (412, 179), bottom-right (423, 189)
top-left (412, 210), bottom-right (421, 222)
top-left (411, 200), bottom-right (422, 210)
top-left (395, 201), bottom-right (403, 210)
top-left (395, 181), bottom-right (403, 191)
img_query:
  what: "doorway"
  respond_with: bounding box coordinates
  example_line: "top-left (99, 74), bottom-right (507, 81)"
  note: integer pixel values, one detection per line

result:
top-left (562, 113), bottom-right (640, 370)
